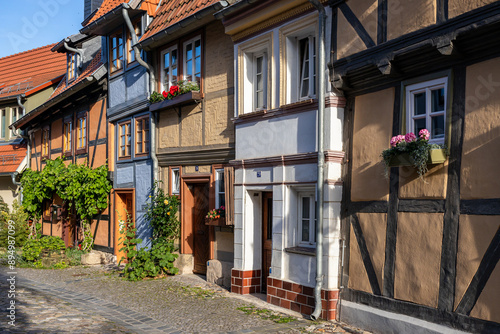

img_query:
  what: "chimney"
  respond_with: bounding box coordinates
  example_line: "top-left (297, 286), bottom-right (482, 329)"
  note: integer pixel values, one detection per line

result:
top-left (84, 0), bottom-right (105, 21)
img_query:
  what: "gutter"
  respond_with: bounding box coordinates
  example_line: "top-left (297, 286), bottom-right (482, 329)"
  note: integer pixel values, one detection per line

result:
top-left (308, 0), bottom-right (326, 321)
top-left (214, 0), bottom-right (257, 19)
top-left (137, 1), bottom-right (229, 50)
top-left (122, 4), bottom-right (159, 181)
top-left (64, 39), bottom-right (85, 70)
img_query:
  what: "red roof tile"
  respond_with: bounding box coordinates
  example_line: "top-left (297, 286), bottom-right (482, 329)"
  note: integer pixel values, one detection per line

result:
top-left (0, 44), bottom-right (66, 99)
top-left (141, 0), bottom-right (220, 41)
top-left (85, 0), bottom-right (124, 25)
top-left (0, 144), bottom-right (27, 174)
top-left (51, 50), bottom-right (103, 99)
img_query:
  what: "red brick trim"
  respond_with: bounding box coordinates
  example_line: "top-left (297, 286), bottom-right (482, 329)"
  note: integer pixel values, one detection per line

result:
top-left (266, 277), bottom-right (338, 320)
top-left (231, 269), bottom-right (261, 294)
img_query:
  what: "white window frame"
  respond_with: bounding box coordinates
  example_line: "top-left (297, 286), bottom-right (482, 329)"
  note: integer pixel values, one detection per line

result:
top-left (0, 109), bottom-right (6, 139)
top-left (406, 77), bottom-right (447, 144)
top-left (160, 45), bottom-right (178, 92)
top-left (183, 36), bottom-right (201, 84)
top-left (298, 35), bottom-right (316, 100)
top-left (252, 52), bottom-right (268, 111)
top-left (298, 192), bottom-right (316, 247)
top-left (171, 168), bottom-right (180, 195)
top-left (215, 169), bottom-right (225, 209)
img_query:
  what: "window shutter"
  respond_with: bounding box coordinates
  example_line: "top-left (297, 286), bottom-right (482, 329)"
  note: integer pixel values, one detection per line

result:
top-left (224, 166), bottom-right (234, 225)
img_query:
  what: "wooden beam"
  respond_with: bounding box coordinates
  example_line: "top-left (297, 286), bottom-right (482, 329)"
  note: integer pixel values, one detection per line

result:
top-left (398, 199), bottom-right (446, 213)
top-left (438, 65), bottom-right (466, 312)
top-left (461, 199), bottom-right (500, 215)
top-left (352, 214), bottom-right (381, 295)
top-left (377, 0), bottom-right (387, 44)
top-left (339, 2), bottom-right (376, 49)
top-left (383, 84), bottom-right (401, 298)
top-left (437, 0), bottom-right (449, 24)
top-left (456, 228), bottom-right (500, 315)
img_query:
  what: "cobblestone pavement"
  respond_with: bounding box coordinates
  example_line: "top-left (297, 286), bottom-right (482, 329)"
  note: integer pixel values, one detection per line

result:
top-left (0, 265), bottom-right (369, 334)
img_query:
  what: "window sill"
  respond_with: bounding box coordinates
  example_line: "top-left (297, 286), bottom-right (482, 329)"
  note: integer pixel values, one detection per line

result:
top-left (149, 91), bottom-right (203, 112)
top-left (388, 148), bottom-right (447, 167)
top-left (285, 246), bottom-right (316, 256)
top-left (205, 217), bottom-right (227, 226)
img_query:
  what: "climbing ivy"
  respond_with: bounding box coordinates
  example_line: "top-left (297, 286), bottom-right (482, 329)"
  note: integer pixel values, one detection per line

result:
top-left (20, 157), bottom-right (112, 239)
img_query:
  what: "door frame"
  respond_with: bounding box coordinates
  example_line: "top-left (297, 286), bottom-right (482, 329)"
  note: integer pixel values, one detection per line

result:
top-left (181, 173), bottom-right (214, 260)
top-left (262, 191), bottom-right (273, 291)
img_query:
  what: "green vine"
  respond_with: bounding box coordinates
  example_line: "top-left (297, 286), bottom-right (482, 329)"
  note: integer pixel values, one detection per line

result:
top-left (144, 181), bottom-right (180, 243)
top-left (20, 157), bottom-right (112, 251)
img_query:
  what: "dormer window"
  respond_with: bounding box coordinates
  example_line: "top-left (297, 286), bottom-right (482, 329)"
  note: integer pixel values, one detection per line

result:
top-left (67, 53), bottom-right (77, 82)
top-left (110, 30), bottom-right (124, 73)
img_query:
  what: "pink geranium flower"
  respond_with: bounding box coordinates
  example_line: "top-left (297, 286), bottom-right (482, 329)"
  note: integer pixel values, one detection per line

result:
top-left (405, 132), bottom-right (417, 142)
top-left (390, 135), bottom-right (405, 147)
top-left (419, 129), bottom-right (430, 140)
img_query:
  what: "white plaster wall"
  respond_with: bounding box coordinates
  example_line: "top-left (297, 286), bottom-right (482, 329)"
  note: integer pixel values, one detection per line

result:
top-left (235, 110), bottom-right (317, 160)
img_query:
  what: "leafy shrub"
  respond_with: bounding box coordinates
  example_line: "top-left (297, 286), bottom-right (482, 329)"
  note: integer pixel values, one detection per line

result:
top-left (65, 248), bottom-right (85, 266)
top-left (22, 236), bottom-right (65, 262)
top-left (0, 200), bottom-right (29, 248)
top-left (145, 181), bottom-right (180, 243)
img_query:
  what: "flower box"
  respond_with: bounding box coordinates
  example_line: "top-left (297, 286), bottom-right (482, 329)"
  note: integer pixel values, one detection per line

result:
top-left (149, 91), bottom-right (203, 112)
top-left (388, 148), bottom-right (447, 167)
top-left (205, 217), bottom-right (226, 226)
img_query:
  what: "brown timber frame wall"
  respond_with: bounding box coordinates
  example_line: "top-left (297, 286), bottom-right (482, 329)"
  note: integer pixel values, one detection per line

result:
top-left (34, 91), bottom-right (113, 252)
top-left (333, 1), bottom-right (500, 332)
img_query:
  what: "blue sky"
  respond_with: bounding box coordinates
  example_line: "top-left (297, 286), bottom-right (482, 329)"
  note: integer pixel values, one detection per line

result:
top-left (0, 0), bottom-right (84, 58)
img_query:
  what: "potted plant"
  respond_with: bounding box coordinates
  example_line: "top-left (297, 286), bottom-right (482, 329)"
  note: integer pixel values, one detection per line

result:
top-left (205, 206), bottom-right (225, 226)
top-left (381, 129), bottom-right (447, 178)
top-left (148, 80), bottom-right (200, 104)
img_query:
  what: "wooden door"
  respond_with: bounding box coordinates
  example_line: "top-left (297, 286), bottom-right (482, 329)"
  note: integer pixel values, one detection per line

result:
top-left (192, 183), bottom-right (210, 274)
top-left (262, 192), bottom-right (273, 292)
top-left (114, 191), bottom-right (134, 263)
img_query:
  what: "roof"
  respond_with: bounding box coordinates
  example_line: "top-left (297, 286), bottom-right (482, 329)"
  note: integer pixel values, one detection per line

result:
top-left (140, 0), bottom-right (221, 41)
top-left (51, 50), bottom-right (103, 98)
top-left (0, 144), bottom-right (27, 174)
top-left (0, 44), bottom-right (66, 100)
top-left (85, 0), bottom-right (124, 25)
top-left (12, 51), bottom-right (106, 130)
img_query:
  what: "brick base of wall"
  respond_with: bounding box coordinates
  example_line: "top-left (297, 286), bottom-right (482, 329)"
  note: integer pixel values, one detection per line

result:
top-left (231, 270), bottom-right (338, 320)
top-left (231, 269), bottom-right (261, 294)
top-left (267, 277), bottom-right (338, 320)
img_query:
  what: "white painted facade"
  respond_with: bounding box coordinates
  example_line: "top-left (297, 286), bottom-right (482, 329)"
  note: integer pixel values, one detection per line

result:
top-left (232, 8), bottom-right (345, 293)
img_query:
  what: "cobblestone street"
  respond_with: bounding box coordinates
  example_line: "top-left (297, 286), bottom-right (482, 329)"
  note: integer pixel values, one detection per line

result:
top-left (0, 265), bottom-right (367, 334)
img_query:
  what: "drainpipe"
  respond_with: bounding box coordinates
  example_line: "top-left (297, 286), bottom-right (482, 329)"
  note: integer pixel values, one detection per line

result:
top-left (308, 0), bottom-right (326, 321)
top-left (122, 4), bottom-right (159, 180)
top-left (64, 39), bottom-right (85, 70)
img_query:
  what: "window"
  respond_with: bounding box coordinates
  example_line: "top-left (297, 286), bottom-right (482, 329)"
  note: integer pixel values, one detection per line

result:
top-left (215, 169), bottom-right (225, 208)
top-left (183, 37), bottom-right (201, 85)
top-left (0, 109), bottom-right (6, 138)
top-left (253, 53), bottom-right (268, 110)
top-left (109, 30), bottom-right (124, 73)
top-left (11, 107), bottom-right (21, 124)
top-left (127, 19), bottom-right (142, 64)
top-left (42, 127), bottom-right (50, 158)
top-left (67, 53), bottom-right (77, 81)
top-left (298, 193), bottom-right (316, 247)
top-left (406, 77), bottom-right (447, 144)
top-left (135, 117), bottom-right (149, 156)
top-left (76, 113), bottom-right (87, 153)
top-left (171, 168), bottom-right (180, 195)
top-left (118, 121), bottom-right (131, 158)
top-left (161, 46), bottom-right (178, 92)
top-left (298, 36), bottom-right (316, 100)
top-left (63, 119), bottom-right (72, 154)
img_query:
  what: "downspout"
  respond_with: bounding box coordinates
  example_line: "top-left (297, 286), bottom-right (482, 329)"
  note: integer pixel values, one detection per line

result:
top-left (64, 39), bottom-right (85, 70)
top-left (308, 0), bottom-right (326, 321)
top-left (122, 5), bottom-right (159, 180)
top-left (12, 96), bottom-right (29, 199)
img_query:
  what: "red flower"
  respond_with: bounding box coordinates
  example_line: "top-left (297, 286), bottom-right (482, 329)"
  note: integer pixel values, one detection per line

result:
top-left (162, 91), bottom-right (168, 98)
top-left (169, 85), bottom-right (179, 96)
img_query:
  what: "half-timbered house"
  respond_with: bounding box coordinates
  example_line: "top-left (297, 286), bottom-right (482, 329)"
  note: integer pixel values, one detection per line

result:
top-left (329, 0), bottom-right (500, 332)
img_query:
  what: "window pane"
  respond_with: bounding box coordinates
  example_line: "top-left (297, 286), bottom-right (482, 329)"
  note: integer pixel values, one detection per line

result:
top-left (302, 220), bottom-right (309, 242)
top-left (195, 40), bottom-right (201, 56)
top-left (186, 60), bottom-right (192, 80)
top-left (257, 91), bottom-right (264, 109)
top-left (218, 194), bottom-right (225, 208)
top-left (172, 169), bottom-right (180, 193)
top-left (218, 172), bottom-right (225, 193)
top-left (414, 92), bottom-right (426, 115)
top-left (164, 52), bottom-right (169, 68)
top-left (186, 44), bottom-right (192, 60)
top-left (431, 88), bottom-right (445, 113)
top-left (301, 79), bottom-right (309, 98)
top-left (302, 197), bottom-right (310, 218)
top-left (431, 115), bottom-right (445, 139)
top-left (414, 118), bottom-right (426, 135)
